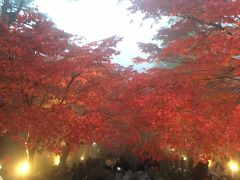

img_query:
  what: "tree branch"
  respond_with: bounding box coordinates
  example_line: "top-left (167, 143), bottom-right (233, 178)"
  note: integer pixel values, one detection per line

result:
top-left (39, 91), bottom-right (48, 107)
top-left (1, 0), bottom-right (25, 25)
top-left (61, 73), bottom-right (80, 103)
top-left (199, 75), bottom-right (240, 81)
top-left (8, 0), bottom-right (25, 25)
top-left (183, 14), bottom-right (224, 31)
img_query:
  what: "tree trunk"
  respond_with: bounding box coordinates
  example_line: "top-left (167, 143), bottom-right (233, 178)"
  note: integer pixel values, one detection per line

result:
top-left (59, 146), bottom-right (70, 170)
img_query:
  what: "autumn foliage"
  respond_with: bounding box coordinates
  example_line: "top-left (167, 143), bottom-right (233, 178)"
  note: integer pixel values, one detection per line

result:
top-left (127, 0), bottom-right (240, 159)
top-left (0, 10), bottom-right (123, 156)
top-left (0, 1), bottom-right (240, 161)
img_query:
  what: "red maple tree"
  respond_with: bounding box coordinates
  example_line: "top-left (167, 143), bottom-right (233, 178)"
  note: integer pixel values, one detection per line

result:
top-left (1, 0), bottom-right (240, 164)
top-left (0, 10), bottom-right (124, 166)
top-left (126, 0), bottom-right (240, 160)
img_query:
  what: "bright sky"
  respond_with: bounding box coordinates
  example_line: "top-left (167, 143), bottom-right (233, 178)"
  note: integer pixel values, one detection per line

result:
top-left (35, 0), bottom-right (166, 68)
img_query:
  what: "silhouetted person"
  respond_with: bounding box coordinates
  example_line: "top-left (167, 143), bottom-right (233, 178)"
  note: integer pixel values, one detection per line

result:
top-left (192, 162), bottom-right (208, 180)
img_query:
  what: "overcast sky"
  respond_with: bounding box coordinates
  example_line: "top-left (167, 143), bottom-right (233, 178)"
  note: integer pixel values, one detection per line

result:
top-left (34, 0), bottom-right (166, 69)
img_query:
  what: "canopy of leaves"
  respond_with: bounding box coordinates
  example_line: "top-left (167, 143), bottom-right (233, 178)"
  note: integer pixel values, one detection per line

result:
top-left (0, 9), bottom-right (124, 155)
top-left (0, 0), bottom-right (240, 161)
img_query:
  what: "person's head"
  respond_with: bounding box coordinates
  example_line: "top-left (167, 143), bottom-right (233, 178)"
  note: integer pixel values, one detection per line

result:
top-left (136, 163), bottom-right (145, 172)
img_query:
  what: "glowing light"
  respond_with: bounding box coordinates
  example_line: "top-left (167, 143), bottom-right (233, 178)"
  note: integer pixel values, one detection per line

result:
top-left (54, 155), bottom-right (60, 166)
top-left (182, 156), bottom-right (187, 161)
top-left (92, 142), bottom-right (96, 146)
top-left (228, 161), bottom-right (239, 172)
top-left (17, 161), bottom-right (30, 176)
top-left (208, 160), bottom-right (213, 167)
top-left (0, 165), bottom-right (2, 169)
top-left (80, 156), bottom-right (85, 161)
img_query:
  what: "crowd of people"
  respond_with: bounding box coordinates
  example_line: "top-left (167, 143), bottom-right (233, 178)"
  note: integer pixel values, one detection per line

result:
top-left (47, 159), bottom-right (152, 180)
top-left (0, 156), bottom-right (235, 180)
top-left (46, 158), bottom-right (235, 180)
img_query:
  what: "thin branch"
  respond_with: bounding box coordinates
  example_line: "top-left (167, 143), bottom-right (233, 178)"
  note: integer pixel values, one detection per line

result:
top-left (228, 77), bottom-right (240, 81)
top-left (39, 91), bottom-right (48, 107)
top-left (61, 73), bottom-right (80, 103)
top-left (198, 74), bottom-right (240, 81)
top-left (184, 15), bottom-right (224, 30)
